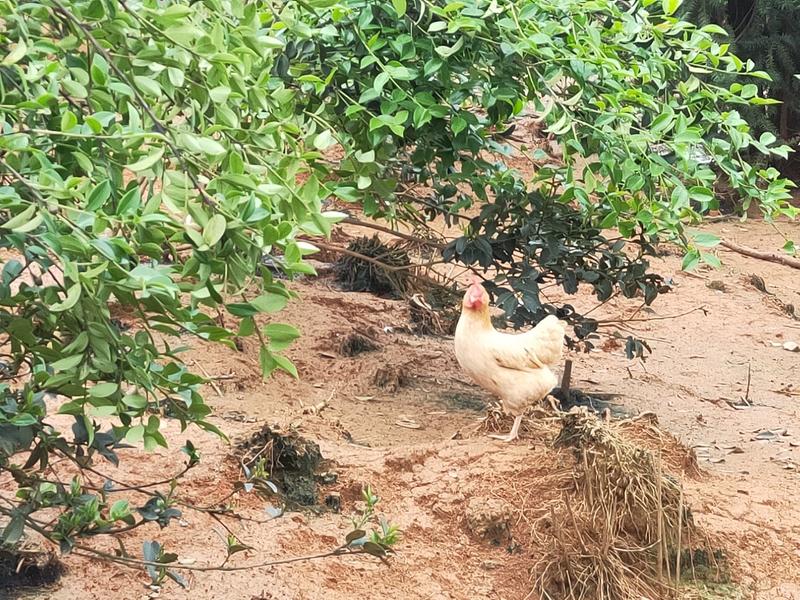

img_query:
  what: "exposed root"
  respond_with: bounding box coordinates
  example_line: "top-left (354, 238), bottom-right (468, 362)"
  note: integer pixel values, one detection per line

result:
top-left (0, 544), bottom-right (62, 592)
top-left (235, 425), bottom-right (324, 507)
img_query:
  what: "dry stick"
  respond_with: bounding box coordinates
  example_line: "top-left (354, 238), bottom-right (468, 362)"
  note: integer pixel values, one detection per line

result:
top-left (720, 240), bottom-right (800, 270)
top-left (340, 217), bottom-right (446, 249)
top-left (675, 484), bottom-right (684, 586)
top-left (655, 454), bottom-right (664, 582)
top-left (595, 305), bottom-right (706, 325)
top-left (192, 359), bottom-right (224, 398)
top-left (563, 493), bottom-right (587, 552)
top-left (549, 504), bottom-right (576, 591)
top-left (744, 361), bottom-right (752, 405)
top-left (560, 359), bottom-right (573, 397)
top-left (309, 240), bottom-right (444, 275)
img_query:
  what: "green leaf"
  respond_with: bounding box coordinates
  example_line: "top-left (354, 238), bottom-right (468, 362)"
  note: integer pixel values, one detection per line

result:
top-left (259, 345), bottom-right (278, 378)
top-left (273, 354), bottom-right (298, 378)
top-left (1, 514), bottom-right (25, 545)
top-left (209, 85), bottom-right (231, 104)
top-left (362, 541), bottom-right (387, 557)
top-left (313, 130), bottom-right (336, 150)
top-left (126, 425), bottom-right (145, 445)
top-left (392, 0), bottom-right (407, 17)
top-left (51, 354), bottom-right (84, 372)
top-left (662, 0), bottom-right (682, 16)
top-left (196, 137), bottom-right (226, 157)
top-left (265, 323), bottom-right (300, 351)
top-left (89, 382), bottom-right (119, 398)
top-left (110, 500), bottom-right (131, 520)
top-left (89, 405), bottom-right (118, 417)
top-left (60, 110), bottom-right (78, 132)
top-left (692, 232), bottom-right (721, 247)
top-left (250, 293), bottom-right (288, 313)
top-left (9, 213), bottom-right (42, 233)
top-left (435, 37), bottom-right (464, 58)
top-left (118, 189), bottom-right (141, 219)
top-left (62, 79), bottom-right (88, 99)
top-left (122, 394), bottom-right (148, 409)
top-left (133, 75), bottom-right (162, 97)
top-left (374, 72), bottom-right (390, 94)
top-left (127, 147), bottom-right (165, 172)
top-left (701, 252), bottom-right (721, 268)
top-left (238, 316), bottom-right (256, 336)
top-left (51, 284), bottom-right (82, 312)
top-left (681, 249), bottom-right (701, 272)
top-left (1, 205), bottom-right (36, 231)
top-left (2, 41), bottom-right (27, 66)
top-left (203, 214), bottom-right (227, 246)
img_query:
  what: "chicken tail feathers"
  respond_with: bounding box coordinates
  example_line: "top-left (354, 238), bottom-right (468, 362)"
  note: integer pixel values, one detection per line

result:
top-left (526, 315), bottom-right (566, 367)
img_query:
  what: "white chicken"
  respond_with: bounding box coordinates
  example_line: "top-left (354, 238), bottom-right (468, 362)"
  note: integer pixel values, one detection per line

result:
top-left (454, 277), bottom-right (566, 442)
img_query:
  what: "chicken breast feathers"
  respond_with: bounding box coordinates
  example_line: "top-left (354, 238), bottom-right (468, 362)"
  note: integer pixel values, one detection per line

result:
top-left (455, 313), bottom-right (565, 416)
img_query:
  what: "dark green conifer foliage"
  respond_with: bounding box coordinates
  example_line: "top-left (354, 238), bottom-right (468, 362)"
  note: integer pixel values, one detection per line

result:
top-left (683, 0), bottom-right (800, 139)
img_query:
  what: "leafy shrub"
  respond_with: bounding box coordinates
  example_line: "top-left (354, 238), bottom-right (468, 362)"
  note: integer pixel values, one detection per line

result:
top-left (0, 0), bottom-right (334, 560)
top-left (278, 0), bottom-right (795, 331)
top-left (0, 0), bottom-right (795, 582)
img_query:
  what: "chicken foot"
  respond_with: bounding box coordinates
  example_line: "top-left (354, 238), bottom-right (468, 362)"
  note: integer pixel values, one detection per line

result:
top-left (489, 415), bottom-right (523, 442)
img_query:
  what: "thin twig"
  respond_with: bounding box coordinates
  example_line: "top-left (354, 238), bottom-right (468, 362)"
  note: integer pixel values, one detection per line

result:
top-left (340, 217), bottom-right (446, 249)
top-left (193, 359), bottom-right (224, 398)
top-left (675, 484), bottom-right (684, 585)
top-left (655, 454), bottom-right (664, 582)
top-left (72, 542), bottom-right (368, 572)
top-left (595, 305), bottom-right (707, 325)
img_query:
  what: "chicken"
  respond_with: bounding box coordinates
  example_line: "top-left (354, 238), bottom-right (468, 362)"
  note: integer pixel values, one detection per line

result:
top-left (454, 277), bottom-right (566, 442)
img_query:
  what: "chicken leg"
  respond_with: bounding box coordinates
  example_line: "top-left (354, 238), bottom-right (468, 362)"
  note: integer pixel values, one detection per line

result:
top-left (489, 415), bottom-right (523, 442)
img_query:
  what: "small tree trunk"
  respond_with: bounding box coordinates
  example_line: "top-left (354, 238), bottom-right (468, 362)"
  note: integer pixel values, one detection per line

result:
top-left (780, 89), bottom-right (790, 141)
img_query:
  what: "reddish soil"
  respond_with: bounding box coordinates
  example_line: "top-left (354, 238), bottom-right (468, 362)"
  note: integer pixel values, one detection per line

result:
top-left (5, 216), bottom-right (800, 600)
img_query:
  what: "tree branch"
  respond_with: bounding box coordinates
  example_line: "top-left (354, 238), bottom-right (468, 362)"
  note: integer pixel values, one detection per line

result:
top-left (720, 239), bottom-right (800, 270)
top-left (340, 217), bottom-right (446, 249)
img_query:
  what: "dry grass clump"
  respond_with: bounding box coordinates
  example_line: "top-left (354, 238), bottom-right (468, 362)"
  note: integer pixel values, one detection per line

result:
top-left (333, 235), bottom-right (411, 296)
top-left (531, 411), bottom-right (694, 600)
top-left (408, 291), bottom-right (460, 336)
top-left (476, 400), bottom-right (559, 439)
top-left (337, 332), bottom-right (381, 357)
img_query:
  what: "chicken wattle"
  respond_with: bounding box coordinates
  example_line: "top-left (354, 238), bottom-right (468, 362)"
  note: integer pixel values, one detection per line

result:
top-left (454, 277), bottom-right (566, 442)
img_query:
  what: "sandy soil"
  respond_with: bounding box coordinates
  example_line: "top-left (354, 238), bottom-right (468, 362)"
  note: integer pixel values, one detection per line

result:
top-left (4, 214), bottom-right (800, 600)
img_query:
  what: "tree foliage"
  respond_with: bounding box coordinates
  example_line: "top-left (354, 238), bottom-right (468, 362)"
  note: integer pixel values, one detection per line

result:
top-left (0, 0), bottom-right (338, 560)
top-left (279, 0), bottom-right (795, 330)
top-left (0, 0), bottom-right (795, 586)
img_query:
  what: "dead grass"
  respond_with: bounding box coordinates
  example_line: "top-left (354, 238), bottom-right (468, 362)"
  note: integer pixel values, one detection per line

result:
top-left (528, 411), bottom-right (694, 599)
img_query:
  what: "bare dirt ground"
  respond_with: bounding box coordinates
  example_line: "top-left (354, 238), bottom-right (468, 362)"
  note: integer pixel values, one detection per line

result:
top-left (5, 215), bottom-right (800, 600)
